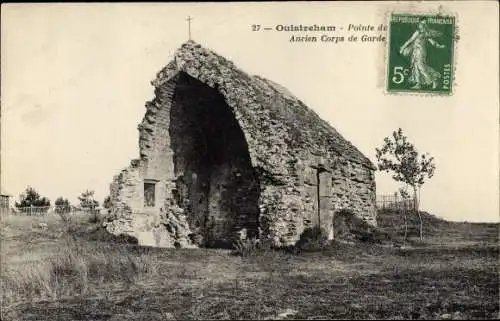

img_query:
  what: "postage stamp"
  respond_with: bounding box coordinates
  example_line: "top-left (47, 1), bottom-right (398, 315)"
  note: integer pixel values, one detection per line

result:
top-left (387, 13), bottom-right (456, 95)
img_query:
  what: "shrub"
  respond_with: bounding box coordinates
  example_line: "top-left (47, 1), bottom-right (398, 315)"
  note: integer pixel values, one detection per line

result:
top-left (188, 232), bottom-right (205, 247)
top-left (233, 238), bottom-right (259, 257)
top-left (294, 226), bottom-right (330, 252)
top-left (333, 209), bottom-right (392, 244)
top-left (103, 196), bottom-right (112, 210)
top-left (14, 186), bottom-right (51, 214)
top-left (55, 197), bottom-right (71, 214)
top-left (71, 225), bottom-right (139, 244)
top-left (78, 190), bottom-right (99, 213)
top-left (232, 237), bottom-right (274, 257)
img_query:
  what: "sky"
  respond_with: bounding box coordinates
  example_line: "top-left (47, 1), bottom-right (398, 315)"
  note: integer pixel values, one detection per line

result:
top-left (1, 2), bottom-right (499, 222)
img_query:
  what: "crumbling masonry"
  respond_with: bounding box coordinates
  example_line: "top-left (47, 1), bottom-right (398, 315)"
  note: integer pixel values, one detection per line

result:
top-left (104, 41), bottom-right (377, 248)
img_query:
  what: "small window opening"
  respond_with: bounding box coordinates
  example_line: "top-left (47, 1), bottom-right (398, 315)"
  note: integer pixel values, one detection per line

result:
top-left (144, 181), bottom-right (156, 207)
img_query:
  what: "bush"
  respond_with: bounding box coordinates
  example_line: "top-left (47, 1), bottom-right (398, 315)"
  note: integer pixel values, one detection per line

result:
top-left (188, 232), bottom-right (205, 247)
top-left (55, 197), bottom-right (71, 215)
top-left (69, 225), bottom-right (139, 244)
top-left (232, 237), bottom-right (274, 257)
top-left (294, 226), bottom-right (330, 252)
top-left (233, 238), bottom-right (259, 257)
top-left (78, 190), bottom-right (99, 213)
top-left (15, 186), bottom-right (51, 213)
top-left (333, 209), bottom-right (392, 244)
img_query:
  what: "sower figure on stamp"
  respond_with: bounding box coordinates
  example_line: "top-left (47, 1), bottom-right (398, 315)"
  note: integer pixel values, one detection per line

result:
top-left (399, 20), bottom-right (446, 89)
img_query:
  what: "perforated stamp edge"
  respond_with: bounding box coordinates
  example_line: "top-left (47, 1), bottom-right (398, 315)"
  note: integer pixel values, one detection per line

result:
top-left (377, 4), bottom-right (460, 98)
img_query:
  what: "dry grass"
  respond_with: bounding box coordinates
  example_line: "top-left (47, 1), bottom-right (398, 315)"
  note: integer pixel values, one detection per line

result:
top-left (377, 209), bottom-right (499, 245)
top-left (1, 211), bottom-right (498, 320)
top-left (2, 239), bottom-right (158, 304)
top-left (1, 213), bottom-right (158, 307)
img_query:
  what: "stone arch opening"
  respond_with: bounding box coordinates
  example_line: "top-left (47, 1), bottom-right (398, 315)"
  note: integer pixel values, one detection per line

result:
top-left (169, 72), bottom-right (260, 248)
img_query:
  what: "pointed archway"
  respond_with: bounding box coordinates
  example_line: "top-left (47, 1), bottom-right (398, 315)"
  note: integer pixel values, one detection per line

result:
top-left (169, 72), bottom-right (260, 248)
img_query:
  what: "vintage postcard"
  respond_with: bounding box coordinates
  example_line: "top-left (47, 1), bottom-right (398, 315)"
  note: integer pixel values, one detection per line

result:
top-left (1, 2), bottom-right (499, 320)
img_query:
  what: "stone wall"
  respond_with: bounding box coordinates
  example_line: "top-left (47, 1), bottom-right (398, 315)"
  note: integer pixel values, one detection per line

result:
top-left (259, 151), bottom-right (376, 246)
top-left (105, 41), bottom-right (377, 248)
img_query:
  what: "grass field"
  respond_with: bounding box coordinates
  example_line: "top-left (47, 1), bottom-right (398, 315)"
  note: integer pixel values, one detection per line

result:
top-left (1, 210), bottom-right (498, 320)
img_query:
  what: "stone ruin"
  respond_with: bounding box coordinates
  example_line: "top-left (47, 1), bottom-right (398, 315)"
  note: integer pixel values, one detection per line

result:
top-left (104, 41), bottom-right (377, 248)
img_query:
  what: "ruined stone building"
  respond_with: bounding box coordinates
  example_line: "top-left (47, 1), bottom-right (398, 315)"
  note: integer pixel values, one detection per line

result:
top-left (105, 41), bottom-right (377, 248)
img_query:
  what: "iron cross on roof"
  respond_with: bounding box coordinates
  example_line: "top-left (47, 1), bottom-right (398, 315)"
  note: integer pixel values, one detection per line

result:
top-left (186, 16), bottom-right (193, 41)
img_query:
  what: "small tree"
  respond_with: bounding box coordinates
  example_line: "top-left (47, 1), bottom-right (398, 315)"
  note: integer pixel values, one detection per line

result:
top-left (15, 186), bottom-right (51, 214)
top-left (398, 187), bottom-right (412, 244)
top-left (375, 128), bottom-right (436, 241)
top-left (55, 197), bottom-right (71, 214)
top-left (78, 190), bottom-right (99, 213)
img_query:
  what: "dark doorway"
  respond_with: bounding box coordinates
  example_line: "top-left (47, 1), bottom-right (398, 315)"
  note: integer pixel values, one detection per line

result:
top-left (169, 72), bottom-right (260, 248)
top-left (310, 163), bottom-right (332, 231)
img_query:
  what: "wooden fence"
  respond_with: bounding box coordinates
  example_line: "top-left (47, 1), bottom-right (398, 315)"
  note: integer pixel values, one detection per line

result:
top-left (11, 205), bottom-right (101, 216)
top-left (376, 194), bottom-right (416, 210)
top-left (11, 196), bottom-right (412, 215)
